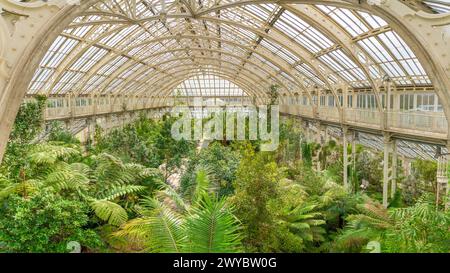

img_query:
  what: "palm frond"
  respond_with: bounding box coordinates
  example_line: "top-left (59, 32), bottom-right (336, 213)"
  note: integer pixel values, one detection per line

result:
top-left (156, 185), bottom-right (188, 212)
top-left (186, 195), bottom-right (243, 253)
top-left (115, 197), bottom-right (187, 253)
top-left (192, 169), bottom-right (211, 204)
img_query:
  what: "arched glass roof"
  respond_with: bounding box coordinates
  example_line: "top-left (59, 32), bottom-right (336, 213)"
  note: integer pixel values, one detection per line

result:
top-left (173, 74), bottom-right (246, 97)
top-left (27, 0), bottom-right (449, 99)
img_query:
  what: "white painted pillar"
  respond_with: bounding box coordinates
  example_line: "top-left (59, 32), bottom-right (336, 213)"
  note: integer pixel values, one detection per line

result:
top-left (391, 140), bottom-right (398, 198)
top-left (402, 157), bottom-right (411, 177)
top-left (64, 120), bottom-right (71, 129)
top-left (316, 122), bottom-right (321, 144)
top-left (305, 122), bottom-right (310, 143)
top-left (383, 79), bottom-right (392, 130)
top-left (436, 144), bottom-right (450, 211)
top-left (352, 131), bottom-right (357, 170)
top-left (92, 94), bottom-right (97, 116)
top-left (317, 123), bottom-right (324, 172)
top-left (352, 131), bottom-right (357, 192)
top-left (383, 134), bottom-right (391, 208)
top-left (315, 123), bottom-right (323, 172)
top-left (343, 127), bottom-right (349, 190)
top-left (342, 87), bottom-right (348, 123)
top-left (86, 117), bottom-right (95, 145)
top-left (68, 93), bottom-right (74, 118)
top-left (298, 118), bottom-right (303, 160)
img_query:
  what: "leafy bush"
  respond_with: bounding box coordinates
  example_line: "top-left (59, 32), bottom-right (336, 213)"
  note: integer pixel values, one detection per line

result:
top-left (181, 142), bottom-right (241, 198)
top-left (47, 121), bottom-right (80, 144)
top-left (0, 189), bottom-right (103, 253)
top-left (1, 96), bottom-right (47, 178)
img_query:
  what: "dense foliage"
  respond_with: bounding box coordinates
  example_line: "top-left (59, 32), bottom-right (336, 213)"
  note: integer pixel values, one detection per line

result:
top-left (180, 142), bottom-right (241, 198)
top-left (0, 189), bottom-right (102, 252)
top-left (0, 100), bottom-right (448, 253)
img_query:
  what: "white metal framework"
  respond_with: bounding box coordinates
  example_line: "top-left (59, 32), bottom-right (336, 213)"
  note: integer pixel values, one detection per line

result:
top-left (173, 73), bottom-right (247, 97)
top-left (26, 0), bottom-right (440, 99)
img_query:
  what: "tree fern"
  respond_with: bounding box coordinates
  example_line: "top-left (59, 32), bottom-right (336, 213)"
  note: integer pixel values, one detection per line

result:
top-left (45, 170), bottom-right (89, 192)
top-left (278, 202), bottom-right (326, 244)
top-left (93, 153), bottom-right (160, 188)
top-left (69, 163), bottom-right (91, 177)
top-left (98, 185), bottom-right (147, 201)
top-left (90, 199), bottom-right (128, 226)
top-left (28, 144), bottom-right (80, 165)
top-left (0, 179), bottom-right (41, 200)
top-left (335, 197), bottom-right (450, 253)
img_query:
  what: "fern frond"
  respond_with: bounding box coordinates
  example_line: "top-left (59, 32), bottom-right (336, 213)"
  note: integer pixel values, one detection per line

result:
top-left (0, 179), bottom-right (42, 200)
top-left (124, 163), bottom-right (161, 179)
top-left (45, 170), bottom-right (89, 191)
top-left (69, 163), bottom-right (91, 177)
top-left (29, 144), bottom-right (80, 165)
top-left (28, 152), bottom-right (58, 165)
top-left (90, 199), bottom-right (128, 226)
top-left (99, 185), bottom-right (147, 201)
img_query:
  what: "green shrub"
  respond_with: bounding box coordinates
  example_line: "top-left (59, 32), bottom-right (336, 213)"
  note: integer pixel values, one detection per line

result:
top-left (0, 189), bottom-right (103, 253)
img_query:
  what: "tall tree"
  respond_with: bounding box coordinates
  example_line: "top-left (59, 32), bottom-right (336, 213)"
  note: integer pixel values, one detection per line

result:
top-left (230, 151), bottom-right (282, 252)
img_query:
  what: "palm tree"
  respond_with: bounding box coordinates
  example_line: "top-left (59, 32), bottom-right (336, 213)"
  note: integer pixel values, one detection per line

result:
top-left (114, 168), bottom-right (243, 253)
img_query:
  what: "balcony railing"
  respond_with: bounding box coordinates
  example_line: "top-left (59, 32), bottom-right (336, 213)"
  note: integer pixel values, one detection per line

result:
top-left (279, 104), bottom-right (448, 138)
top-left (388, 110), bottom-right (448, 135)
top-left (317, 107), bottom-right (340, 122)
top-left (345, 108), bottom-right (381, 128)
top-left (279, 105), bottom-right (314, 117)
top-left (38, 97), bottom-right (450, 140)
top-left (44, 102), bottom-right (168, 120)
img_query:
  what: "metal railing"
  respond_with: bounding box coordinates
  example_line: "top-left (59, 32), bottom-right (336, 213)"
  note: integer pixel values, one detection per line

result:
top-left (317, 107), bottom-right (340, 122)
top-left (44, 102), bottom-right (168, 120)
top-left (40, 96), bottom-right (450, 139)
top-left (345, 108), bottom-right (381, 127)
top-left (388, 110), bottom-right (448, 135)
top-left (280, 104), bottom-right (448, 138)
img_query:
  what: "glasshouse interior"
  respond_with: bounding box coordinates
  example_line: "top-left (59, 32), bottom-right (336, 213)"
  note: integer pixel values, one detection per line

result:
top-left (0, 0), bottom-right (449, 253)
